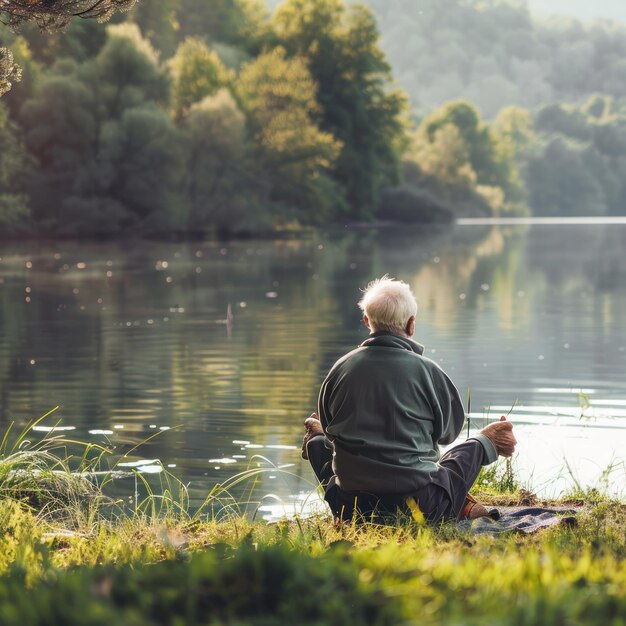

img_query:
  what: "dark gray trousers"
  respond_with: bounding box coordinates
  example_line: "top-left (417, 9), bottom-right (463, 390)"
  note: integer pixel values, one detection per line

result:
top-left (306, 436), bottom-right (487, 524)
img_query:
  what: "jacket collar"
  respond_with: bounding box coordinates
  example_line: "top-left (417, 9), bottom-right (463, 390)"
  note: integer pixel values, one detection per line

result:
top-left (360, 331), bottom-right (425, 355)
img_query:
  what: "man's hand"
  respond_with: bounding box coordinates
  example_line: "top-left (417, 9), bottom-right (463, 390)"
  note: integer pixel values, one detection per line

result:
top-left (480, 416), bottom-right (517, 457)
top-left (301, 412), bottom-right (324, 460)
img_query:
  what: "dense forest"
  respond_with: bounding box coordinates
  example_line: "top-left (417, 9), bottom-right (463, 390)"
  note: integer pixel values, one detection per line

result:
top-left (1, 0), bottom-right (626, 237)
top-left (361, 0), bottom-right (626, 117)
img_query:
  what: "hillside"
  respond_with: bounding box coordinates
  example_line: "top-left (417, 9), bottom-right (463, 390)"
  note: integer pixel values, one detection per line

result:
top-left (268, 0), bottom-right (626, 118)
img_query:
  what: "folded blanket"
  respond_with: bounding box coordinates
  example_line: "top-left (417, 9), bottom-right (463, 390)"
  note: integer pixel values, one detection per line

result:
top-left (458, 506), bottom-right (579, 535)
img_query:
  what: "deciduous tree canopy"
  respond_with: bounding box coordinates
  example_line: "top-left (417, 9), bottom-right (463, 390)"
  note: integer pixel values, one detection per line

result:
top-left (0, 46), bottom-right (20, 95)
top-left (1, 0), bottom-right (136, 96)
top-left (274, 0), bottom-right (407, 219)
top-left (3, 0), bottom-right (623, 236)
top-left (169, 37), bottom-right (233, 120)
top-left (351, 0), bottom-right (626, 118)
top-left (0, 99), bottom-right (30, 225)
top-left (0, 0), bottom-right (137, 30)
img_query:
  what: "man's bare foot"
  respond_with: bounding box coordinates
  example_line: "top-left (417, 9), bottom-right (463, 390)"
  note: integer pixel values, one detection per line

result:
top-left (480, 416), bottom-right (517, 457)
top-left (301, 412), bottom-right (323, 460)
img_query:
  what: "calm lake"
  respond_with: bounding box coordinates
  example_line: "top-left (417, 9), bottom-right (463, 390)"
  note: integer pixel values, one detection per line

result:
top-left (1, 220), bottom-right (625, 518)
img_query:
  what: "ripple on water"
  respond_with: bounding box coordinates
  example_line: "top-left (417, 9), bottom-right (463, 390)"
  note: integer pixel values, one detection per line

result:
top-left (3, 232), bottom-right (626, 510)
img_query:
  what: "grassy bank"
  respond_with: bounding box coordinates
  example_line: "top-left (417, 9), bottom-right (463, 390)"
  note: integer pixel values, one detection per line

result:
top-left (1, 492), bottom-right (625, 624)
top-left (1, 421), bottom-right (625, 625)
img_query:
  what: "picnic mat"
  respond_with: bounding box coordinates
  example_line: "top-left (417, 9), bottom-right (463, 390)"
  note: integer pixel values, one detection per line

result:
top-left (458, 506), bottom-right (580, 535)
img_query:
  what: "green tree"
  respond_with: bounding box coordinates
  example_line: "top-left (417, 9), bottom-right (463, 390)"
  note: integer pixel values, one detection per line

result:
top-left (491, 106), bottom-right (533, 210)
top-left (412, 124), bottom-right (477, 193)
top-left (523, 98), bottom-right (626, 217)
top-left (80, 23), bottom-right (169, 121)
top-left (19, 74), bottom-right (98, 229)
top-left (169, 37), bottom-right (233, 120)
top-left (350, 0), bottom-right (626, 115)
top-left (1, 0), bottom-right (135, 95)
top-left (534, 103), bottom-right (592, 142)
top-left (18, 23), bottom-right (178, 235)
top-left (407, 123), bottom-right (495, 217)
top-left (419, 100), bottom-right (520, 200)
top-left (1, 36), bottom-right (41, 118)
top-left (129, 0), bottom-right (181, 58)
top-left (1, 0), bottom-right (136, 30)
top-left (0, 47), bottom-right (21, 97)
top-left (0, 101), bottom-right (30, 227)
top-left (527, 137), bottom-right (606, 216)
top-left (493, 106), bottom-right (534, 159)
top-left (177, 0), bottom-right (269, 51)
top-left (182, 89), bottom-right (266, 235)
top-left (406, 100), bottom-right (527, 216)
top-left (421, 101), bottom-right (494, 185)
top-left (239, 46), bottom-right (342, 222)
top-left (582, 94), bottom-right (613, 121)
top-left (14, 19), bottom-right (108, 67)
top-left (89, 105), bottom-right (184, 233)
top-left (274, 0), bottom-right (407, 219)
top-left (47, 105), bottom-right (184, 236)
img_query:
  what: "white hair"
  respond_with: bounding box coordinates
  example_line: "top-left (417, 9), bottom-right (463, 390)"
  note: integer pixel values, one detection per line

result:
top-left (358, 275), bottom-right (417, 334)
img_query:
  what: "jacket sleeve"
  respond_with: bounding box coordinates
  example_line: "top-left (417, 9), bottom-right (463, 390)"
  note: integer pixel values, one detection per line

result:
top-left (430, 365), bottom-right (466, 445)
top-left (317, 370), bottom-right (334, 437)
top-left (429, 362), bottom-right (498, 464)
top-left (318, 351), bottom-right (356, 437)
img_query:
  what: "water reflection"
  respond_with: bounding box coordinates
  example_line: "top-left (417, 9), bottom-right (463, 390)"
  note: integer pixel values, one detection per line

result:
top-left (0, 223), bottom-right (625, 508)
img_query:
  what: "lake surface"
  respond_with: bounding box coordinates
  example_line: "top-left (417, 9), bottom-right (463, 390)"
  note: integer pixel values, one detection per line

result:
top-left (1, 221), bottom-right (625, 518)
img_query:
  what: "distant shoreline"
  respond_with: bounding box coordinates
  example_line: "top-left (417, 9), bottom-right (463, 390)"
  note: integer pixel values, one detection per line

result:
top-left (3, 217), bottom-right (625, 243)
top-left (456, 216), bottom-right (626, 226)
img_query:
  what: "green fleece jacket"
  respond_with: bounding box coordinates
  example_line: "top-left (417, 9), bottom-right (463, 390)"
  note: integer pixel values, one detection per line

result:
top-left (318, 331), bottom-right (497, 495)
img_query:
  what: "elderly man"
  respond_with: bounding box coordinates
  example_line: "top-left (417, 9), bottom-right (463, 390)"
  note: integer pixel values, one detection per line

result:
top-left (302, 276), bottom-right (516, 523)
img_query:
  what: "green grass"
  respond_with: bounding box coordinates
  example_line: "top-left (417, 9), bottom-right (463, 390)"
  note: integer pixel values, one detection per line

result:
top-left (1, 462), bottom-right (625, 626)
top-left (0, 496), bottom-right (625, 625)
top-left (1, 412), bottom-right (625, 624)
top-left (0, 408), bottom-right (115, 529)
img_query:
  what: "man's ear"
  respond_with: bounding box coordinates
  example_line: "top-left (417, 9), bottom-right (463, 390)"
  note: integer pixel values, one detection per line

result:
top-left (363, 314), bottom-right (371, 329)
top-left (406, 315), bottom-right (416, 337)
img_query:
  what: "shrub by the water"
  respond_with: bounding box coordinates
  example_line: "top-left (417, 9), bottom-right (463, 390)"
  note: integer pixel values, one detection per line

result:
top-left (377, 186), bottom-right (454, 224)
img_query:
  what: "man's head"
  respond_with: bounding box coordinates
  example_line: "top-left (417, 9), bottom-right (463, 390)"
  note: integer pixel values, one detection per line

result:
top-left (358, 275), bottom-right (417, 337)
